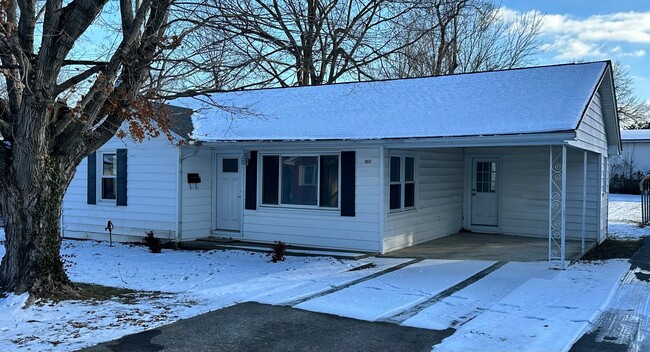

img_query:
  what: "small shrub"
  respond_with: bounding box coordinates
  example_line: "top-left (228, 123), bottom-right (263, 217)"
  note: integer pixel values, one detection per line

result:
top-left (144, 231), bottom-right (162, 253)
top-left (268, 241), bottom-right (287, 263)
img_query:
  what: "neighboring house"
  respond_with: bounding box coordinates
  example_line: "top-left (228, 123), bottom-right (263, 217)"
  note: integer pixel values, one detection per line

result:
top-left (611, 129), bottom-right (650, 174)
top-left (61, 61), bottom-right (620, 265)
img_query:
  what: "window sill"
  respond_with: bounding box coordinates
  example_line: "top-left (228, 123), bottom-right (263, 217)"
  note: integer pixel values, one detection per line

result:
top-left (254, 206), bottom-right (340, 215)
top-left (388, 207), bottom-right (417, 216)
top-left (95, 200), bottom-right (117, 206)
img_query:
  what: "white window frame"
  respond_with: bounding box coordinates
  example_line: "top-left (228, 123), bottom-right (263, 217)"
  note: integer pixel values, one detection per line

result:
top-left (260, 153), bottom-right (341, 210)
top-left (98, 150), bottom-right (117, 203)
top-left (389, 153), bottom-right (417, 213)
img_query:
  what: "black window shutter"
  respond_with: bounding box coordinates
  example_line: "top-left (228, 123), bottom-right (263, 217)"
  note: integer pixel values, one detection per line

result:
top-left (340, 151), bottom-right (356, 217)
top-left (87, 152), bottom-right (97, 205)
top-left (245, 151), bottom-right (258, 210)
top-left (116, 149), bottom-right (128, 206)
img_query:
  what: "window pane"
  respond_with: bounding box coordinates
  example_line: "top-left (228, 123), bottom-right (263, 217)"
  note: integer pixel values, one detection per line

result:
top-left (405, 157), bottom-right (415, 182)
top-left (262, 156), bottom-right (279, 205)
top-left (404, 183), bottom-right (415, 208)
top-left (282, 156), bottom-right (318, 206)
top-left (320, 155), bottom-right (339, 208)
top-left (390, 184), bottom-right (401, 210)
top-left (390, 157), bottom-right (401, 182)
top-left (103, 154), bottom-right (116, 176)
top-left (102, 178), bottom-right (116, 200)
top-left (222, 158), bottom-right (238, 173)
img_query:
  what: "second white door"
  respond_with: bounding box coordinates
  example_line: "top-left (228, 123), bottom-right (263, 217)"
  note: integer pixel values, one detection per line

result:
top-left (471, 158), bottom-right (499, 227)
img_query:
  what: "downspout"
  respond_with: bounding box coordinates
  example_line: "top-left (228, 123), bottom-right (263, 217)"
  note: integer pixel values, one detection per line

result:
top-left (378, 145), bottom-right (385, 254)
top-left (177, 143), bottom-right (200, 244)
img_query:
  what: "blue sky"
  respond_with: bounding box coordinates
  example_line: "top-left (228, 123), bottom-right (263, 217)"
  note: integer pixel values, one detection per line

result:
top-left (500, 0), bottom-right (650, 102)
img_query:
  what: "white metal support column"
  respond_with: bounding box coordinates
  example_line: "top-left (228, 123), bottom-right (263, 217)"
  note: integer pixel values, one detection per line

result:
top-left (581, 151), bottom-right (587, 253)
top-left (549, 145), bottom-right (567, 269)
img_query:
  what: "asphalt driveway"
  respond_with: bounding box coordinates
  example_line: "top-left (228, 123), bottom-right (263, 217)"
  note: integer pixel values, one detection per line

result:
top-left (80, 302), bottom-right (453, 352)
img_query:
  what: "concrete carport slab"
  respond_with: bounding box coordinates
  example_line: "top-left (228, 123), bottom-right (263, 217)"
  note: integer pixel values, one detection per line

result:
top-left (383, 232), bottom-right (592, 262)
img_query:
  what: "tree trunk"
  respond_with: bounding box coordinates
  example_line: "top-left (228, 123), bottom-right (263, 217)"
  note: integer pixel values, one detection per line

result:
top-left (0, 156), bottom-right (78, 297)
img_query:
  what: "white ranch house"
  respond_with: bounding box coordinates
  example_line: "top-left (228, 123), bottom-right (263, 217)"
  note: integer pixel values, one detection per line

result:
top-left (62, 61), bottom-right (621, 267)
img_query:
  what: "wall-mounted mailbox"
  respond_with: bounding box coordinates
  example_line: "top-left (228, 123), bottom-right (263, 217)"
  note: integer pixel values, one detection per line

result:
top-left (187, 173), bottom-right (201, 189)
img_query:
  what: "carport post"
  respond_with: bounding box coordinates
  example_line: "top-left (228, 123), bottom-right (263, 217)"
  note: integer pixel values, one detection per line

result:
top-left (581, 151), bottom-right (587, 253)
top-left (549, 145), bottom-right (567, 269)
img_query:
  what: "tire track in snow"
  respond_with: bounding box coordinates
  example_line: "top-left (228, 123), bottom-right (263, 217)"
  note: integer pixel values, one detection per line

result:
top-left (282, 258), bottom-right (424, 307)
top-left (379, 261), bottom-right (507, 324)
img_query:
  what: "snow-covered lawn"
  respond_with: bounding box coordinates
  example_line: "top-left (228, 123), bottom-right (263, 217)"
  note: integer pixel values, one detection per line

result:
top-left (0, 236), bottom-right (406, 351)
top-left (0, 193), bottom-right (646, 352)
top-left (608, 193), bottom-right (650, 239)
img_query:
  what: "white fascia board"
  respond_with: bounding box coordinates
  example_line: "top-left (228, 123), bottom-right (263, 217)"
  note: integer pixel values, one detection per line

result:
top-left (195, 132), bottom-right (577, 150)
top-left (382, 132), bottom-right (576, 149)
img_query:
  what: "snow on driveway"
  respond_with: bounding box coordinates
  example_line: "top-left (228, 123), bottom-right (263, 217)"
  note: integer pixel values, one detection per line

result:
top-left (402, 261), bottom-right (557, 330)
top-left (295, 259), bottom-right (495, 321)
top-left (428, 260), bottom-right (630, 352)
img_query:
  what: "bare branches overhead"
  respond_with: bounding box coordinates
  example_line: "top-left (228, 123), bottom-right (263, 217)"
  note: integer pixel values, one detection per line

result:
top-left (170, 0), bottom-right (429, 89)
top-left (380, 0), bottom-right (544, 78)
top-left (613, 61), bottom-right (650, 128)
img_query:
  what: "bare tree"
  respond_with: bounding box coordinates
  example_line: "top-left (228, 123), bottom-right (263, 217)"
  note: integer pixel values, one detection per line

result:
top-left (613, 61), bottom-right (650, 129)
top-left (381, 0), bottom-right (544, 78)
top-left (188, 0), bottom-right (430, 88)
top-left (0, 0), bottom-right (178, 297)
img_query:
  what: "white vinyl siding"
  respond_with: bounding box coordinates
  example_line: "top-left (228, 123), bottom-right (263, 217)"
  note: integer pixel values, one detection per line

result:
top-left (573, 92), bottom-right (608, 154)
top-left (383, 149), bottom-right (464, 252)
top-left (180, 147), bottom-right (215, 240)
top-left (242, 147), bottom-right (381, 252)
top-left (463, 146), bottom-right (601, 241)
top-left (62, 135), bottom-right (179, 242)
top-left (600, 154), bottom-right (608, 242)
top-left (566, 150), bottom-right (601, 241)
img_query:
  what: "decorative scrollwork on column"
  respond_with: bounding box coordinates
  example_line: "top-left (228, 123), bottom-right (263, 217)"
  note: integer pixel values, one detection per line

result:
top-left (549, 146), bottom-right (566, 268)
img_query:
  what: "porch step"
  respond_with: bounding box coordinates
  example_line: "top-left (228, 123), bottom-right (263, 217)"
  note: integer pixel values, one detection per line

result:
top-left (180, 237), bottom-right (373, 260)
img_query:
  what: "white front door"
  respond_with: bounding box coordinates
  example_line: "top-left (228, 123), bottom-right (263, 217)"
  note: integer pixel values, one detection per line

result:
top-left (471, 158), bottom-right (499, 227)
top-left (216, 155), bottom-right (241, 232)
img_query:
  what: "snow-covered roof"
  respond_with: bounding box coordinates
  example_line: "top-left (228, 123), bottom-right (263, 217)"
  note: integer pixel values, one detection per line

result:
top-left (173, 62), bottom-right (609, 142)
top-left (621, 129), bottom-right (650, 141)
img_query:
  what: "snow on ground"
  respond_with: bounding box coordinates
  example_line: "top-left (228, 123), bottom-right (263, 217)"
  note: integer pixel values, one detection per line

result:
top-left (428, 260), bottom-right (630, 352)
top-left (609, 194), bottom-right (642, 224)
top-left (608, 194), bottom-right (650, 239)
top-left (296, 259), bottom-right (495, 321)
top-left (0, 239), bottom-right (406, 351)
top-left (402, 261), bottom-right (558, 330)
top-left (0, 192), bottom-right (644, 352)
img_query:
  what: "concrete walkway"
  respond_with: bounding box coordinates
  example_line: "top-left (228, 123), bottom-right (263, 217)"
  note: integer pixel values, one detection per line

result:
top-left (80, 302), bottom-right (453, 352)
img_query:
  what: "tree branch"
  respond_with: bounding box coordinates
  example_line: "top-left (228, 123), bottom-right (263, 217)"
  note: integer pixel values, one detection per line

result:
top-left (54, 65), bottom-right (105, 97)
